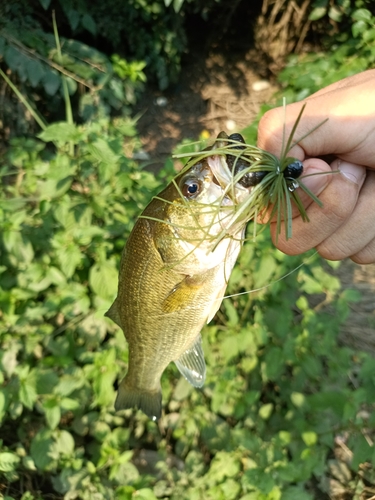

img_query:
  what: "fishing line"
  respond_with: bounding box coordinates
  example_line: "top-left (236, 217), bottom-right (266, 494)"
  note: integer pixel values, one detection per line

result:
top-left (221, 250), bottom-right (318, 301)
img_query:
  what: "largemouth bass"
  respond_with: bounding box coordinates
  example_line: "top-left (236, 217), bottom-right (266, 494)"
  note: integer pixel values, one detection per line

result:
top-left (106, 133), bottom-right (257, 420)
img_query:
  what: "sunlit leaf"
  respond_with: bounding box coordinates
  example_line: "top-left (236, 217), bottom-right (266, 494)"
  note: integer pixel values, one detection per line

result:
top-left (30, 429), bottom-right (54, 470)
top-left (0, 452), bottom-right (20, 472)
top-left (38, 122), bottom-right (79, 143)
top-left (89, 261), bottom-right (118, 300)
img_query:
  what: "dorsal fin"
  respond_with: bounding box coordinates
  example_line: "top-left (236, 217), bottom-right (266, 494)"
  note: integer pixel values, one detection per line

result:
top-left (174, 335), bottom-right (206, 388)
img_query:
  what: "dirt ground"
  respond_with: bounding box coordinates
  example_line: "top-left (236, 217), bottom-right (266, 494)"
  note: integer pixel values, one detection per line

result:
top-left (134, 50), bottom-right (277, 170)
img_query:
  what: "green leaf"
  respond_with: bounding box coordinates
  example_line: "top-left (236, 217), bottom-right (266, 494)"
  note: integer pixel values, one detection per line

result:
top-left (0, 36), bottom-right (5, 56)
top-left (281, 486), bottom-right (313, 500)
top-left (258, 403), bottom-right (273, 420)
top-left (30, 429), bottom-right (54, 470)
top-left (53, 430), bottom-right (75, 456)
top-left (328, 6), bottom-right (342, 22)
top-left (89, 261), bottom-right (118, 300)
top-left (352, 434), bottom-right (373, 469)
top-left (87, 348), bottom-right (118, 407)
top-left (26, 59), bottom-right (45, 87)
top-left (36, 370), bottom-right (59, 394)
top-left (19, 374), bottom-right (38, 410)
top-left (42, 68), bottom-right (61, 95)
top-left (131, 489), bottom-right (158, 500)
top-left (309, 7), bottom-right (327, 21)
top-left (0, 452), bottom-right (20, 472)
top-left (302, 431), bottom-right (317, 447)
top-left (54, 372), bottom-right (85, 397)
top-left (242, 469), bottom-right (276, 495)
top-left (86, 138), bottom-right (120, 165)
top-left (43, 399), bottom-right (61, 430)
top-left (352, 20), bottom-right (368, 38)
top-left (340, 288), bottom-right (361, 302)
top-left (60, 397), bottom-right (80, 411)
top-left (223, 300), bottom-right (238, 326)
top-left (173, 0), bottom-right (185, 13)
top-left (2, 230), bottom-right (34, 266)
top-left (0, 390), bottom-right (7, 424)
top-left (55, 243), bottom-right (83, 278)
top-left (291, 392), bottom-right (305, 408)
top-left (253, 253), bottom-right (277, 287)
top-left (308, 391), bottom-right (346, 417)
top-left (208, 452), bottom-right (240, 480)
top-left (66, 9), bottom-right (80, 30)
top-left (39, 0), bottom-right (52, 8)
top-left (81, 13), bottom-right (97, 35)
top-left (4, 45), bottom-right (22, 71)
top-left (38, 122), bottom-right (79, 143)
top-left (262, 347), bottom-right (283, 381)
top-left (65, 76), bottom-right (78, 95)
top-left (352, 8), bottom-right (372, 22)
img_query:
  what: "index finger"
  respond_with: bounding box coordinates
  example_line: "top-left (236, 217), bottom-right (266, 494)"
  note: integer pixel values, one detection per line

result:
top-left (257, 76), bottom-right (375, 168)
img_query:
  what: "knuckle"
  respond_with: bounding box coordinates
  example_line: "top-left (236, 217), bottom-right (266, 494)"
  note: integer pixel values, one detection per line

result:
top-left (351, 246), bottom-right (375, 265)
top-left (257, 110), bottom-right (284, 151)
top-left (320, 185), bottom-right (357, 226)
top-left (316, 239), bottom-right (349, 261)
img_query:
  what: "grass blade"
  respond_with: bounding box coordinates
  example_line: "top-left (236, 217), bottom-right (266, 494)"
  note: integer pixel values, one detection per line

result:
top-left (0, 68), bottom-right (46, 131)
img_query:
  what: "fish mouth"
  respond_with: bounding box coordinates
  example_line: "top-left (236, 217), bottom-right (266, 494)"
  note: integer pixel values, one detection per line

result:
top-left (207, 155), bottom-right (250, 203)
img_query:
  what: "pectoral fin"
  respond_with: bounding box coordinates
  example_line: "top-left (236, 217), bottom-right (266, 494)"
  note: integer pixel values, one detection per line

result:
top-left (162, 276), bottom-right (203, 313)
top-left (105, 298), bottom-right (122, 328)
top-left (174, 335), bottom-right (206, 388)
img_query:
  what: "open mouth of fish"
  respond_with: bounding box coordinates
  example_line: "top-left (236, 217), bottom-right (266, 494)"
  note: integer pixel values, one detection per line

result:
top-left (207, 155), bottom-right (250, 204)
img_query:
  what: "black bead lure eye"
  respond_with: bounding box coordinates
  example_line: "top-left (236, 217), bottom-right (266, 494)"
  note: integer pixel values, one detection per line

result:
top-left (283, 161), bottom-right (304, 179)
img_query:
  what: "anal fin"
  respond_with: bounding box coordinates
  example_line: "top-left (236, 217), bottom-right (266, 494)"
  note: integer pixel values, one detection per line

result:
top-left (174, 335), bottom-right (206, 388)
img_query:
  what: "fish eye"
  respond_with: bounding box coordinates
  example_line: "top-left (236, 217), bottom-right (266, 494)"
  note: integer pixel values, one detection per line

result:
top-left (180, 178), bottom-right (202, 198)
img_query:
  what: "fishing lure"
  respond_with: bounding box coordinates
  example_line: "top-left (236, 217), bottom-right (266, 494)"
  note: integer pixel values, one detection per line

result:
top-left (174, 103), bottom-right (329, 243)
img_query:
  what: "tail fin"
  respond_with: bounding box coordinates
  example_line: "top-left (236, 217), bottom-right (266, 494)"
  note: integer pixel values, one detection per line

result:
top-left (115, 378), bottom-right (162, 421)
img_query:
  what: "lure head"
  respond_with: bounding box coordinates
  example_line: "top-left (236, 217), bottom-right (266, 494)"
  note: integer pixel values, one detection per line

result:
top-left (283, 159), bottom-right (304, 179)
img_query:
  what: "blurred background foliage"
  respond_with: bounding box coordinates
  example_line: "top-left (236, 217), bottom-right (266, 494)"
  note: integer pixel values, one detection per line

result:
top-left (1, 0), bottom-right (375, 499)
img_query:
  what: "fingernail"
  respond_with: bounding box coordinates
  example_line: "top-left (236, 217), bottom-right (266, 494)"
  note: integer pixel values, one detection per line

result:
top-left (301, 168), bottom-right (330, 196)
top-left (337, 160), bottom-right (365, 185)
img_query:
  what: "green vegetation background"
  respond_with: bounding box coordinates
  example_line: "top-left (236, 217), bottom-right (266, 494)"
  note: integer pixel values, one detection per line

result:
top-left (1, 1), bottom-right (375, 499)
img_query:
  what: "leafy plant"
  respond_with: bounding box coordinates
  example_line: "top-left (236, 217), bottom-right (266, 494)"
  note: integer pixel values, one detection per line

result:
top-left (2, 7), bottom-right (375, 497)
top-left (1, 103), bottom-right (375, 499)
top-left (278, 5), bottom-right (375, 100)
top-left (0, 22), bottom-right (146, 131)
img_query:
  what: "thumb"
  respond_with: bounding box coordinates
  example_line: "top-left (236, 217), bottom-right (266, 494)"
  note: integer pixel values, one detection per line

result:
top-left (299, 158), bottom-right (333, 197)
top-left (299, 158), bottom-right (365, 208)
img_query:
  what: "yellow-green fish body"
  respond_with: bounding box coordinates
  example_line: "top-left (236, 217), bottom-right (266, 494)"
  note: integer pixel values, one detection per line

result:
top-left (106, 147), bottom-right (250, 419)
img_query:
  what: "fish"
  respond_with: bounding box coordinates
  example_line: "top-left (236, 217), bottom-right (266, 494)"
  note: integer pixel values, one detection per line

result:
top-left (105, 132), bottom-right (254, 420)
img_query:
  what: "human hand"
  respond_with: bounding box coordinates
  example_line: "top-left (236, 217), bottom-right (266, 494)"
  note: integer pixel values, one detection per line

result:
top-left (257, 69), bottom-right (375, 264)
